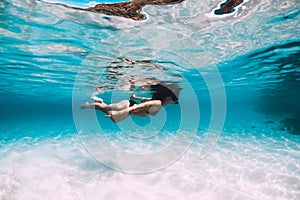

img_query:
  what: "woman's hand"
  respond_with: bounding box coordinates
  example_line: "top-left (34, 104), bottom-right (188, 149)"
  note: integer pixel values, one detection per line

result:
top-left (130, 93), bottom-right (137, 99)
top-left (130, 93), bottom-right (151, 102)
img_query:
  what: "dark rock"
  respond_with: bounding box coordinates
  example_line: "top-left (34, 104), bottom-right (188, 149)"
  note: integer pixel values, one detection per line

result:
top-left (70, 0), bottom-right (185, 20)
top-left (214, 0), bottom-right (243, 15)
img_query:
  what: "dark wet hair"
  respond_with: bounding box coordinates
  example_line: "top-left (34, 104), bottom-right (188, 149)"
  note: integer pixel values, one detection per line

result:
top-left (150, 83), bottom-right (181, 104)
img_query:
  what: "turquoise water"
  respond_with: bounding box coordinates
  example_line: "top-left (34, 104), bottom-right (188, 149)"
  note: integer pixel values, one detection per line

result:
top-left (0, 0), bottom-right (300, 199)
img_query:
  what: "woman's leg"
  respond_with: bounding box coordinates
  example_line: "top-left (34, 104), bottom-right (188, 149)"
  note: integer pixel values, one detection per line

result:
top-left (80, 102), bottom-right (109, 113)
top-left (81, 100), bottom-right (130, 113)
top-left (92, 95), bottom-right (130, 111)
top-left (108, 100), bottom-right (130, 111)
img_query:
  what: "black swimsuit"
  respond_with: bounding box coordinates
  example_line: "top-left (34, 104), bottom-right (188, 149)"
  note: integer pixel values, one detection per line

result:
top-left (129, 99), bottom-right (150, 115)
top-left (129, 99), bottom-right (137, 107)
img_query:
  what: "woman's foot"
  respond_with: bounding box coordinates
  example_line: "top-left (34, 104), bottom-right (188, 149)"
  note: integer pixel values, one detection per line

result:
top-left (91, 95), bottom-right (103, 103)
top-left (105, 109), bottom-right (129, 123)
top-left (80, 102), bottom-right (90, 109)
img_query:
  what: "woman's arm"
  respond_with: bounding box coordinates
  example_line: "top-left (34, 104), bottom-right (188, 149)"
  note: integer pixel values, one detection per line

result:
top-left (106, 100), bottom-right (162, 121)
top-left (128, 100), bottom-right (162, 113)
top-left (130, 93), bottom-right (152, 102)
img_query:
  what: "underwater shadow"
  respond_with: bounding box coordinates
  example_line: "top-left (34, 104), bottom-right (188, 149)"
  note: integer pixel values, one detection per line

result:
top-left (252, 42), bottom-right (300, 135)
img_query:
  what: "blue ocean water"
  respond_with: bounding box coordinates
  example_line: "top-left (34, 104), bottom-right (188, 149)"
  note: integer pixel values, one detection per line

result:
top-left (0, 0), bottom-right (300, 199)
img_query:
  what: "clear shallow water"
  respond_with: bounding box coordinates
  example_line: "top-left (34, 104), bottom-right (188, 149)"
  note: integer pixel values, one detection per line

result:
top-left (0, 0), bottom-right (300, 199)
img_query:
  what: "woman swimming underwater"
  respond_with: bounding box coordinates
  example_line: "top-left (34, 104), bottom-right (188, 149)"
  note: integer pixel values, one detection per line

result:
top-left (80, 83), bottom-right (180, 123)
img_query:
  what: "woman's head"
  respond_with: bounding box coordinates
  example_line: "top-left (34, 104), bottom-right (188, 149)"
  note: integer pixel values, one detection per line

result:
top-left (150, 83), bottom-right (181, 104)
